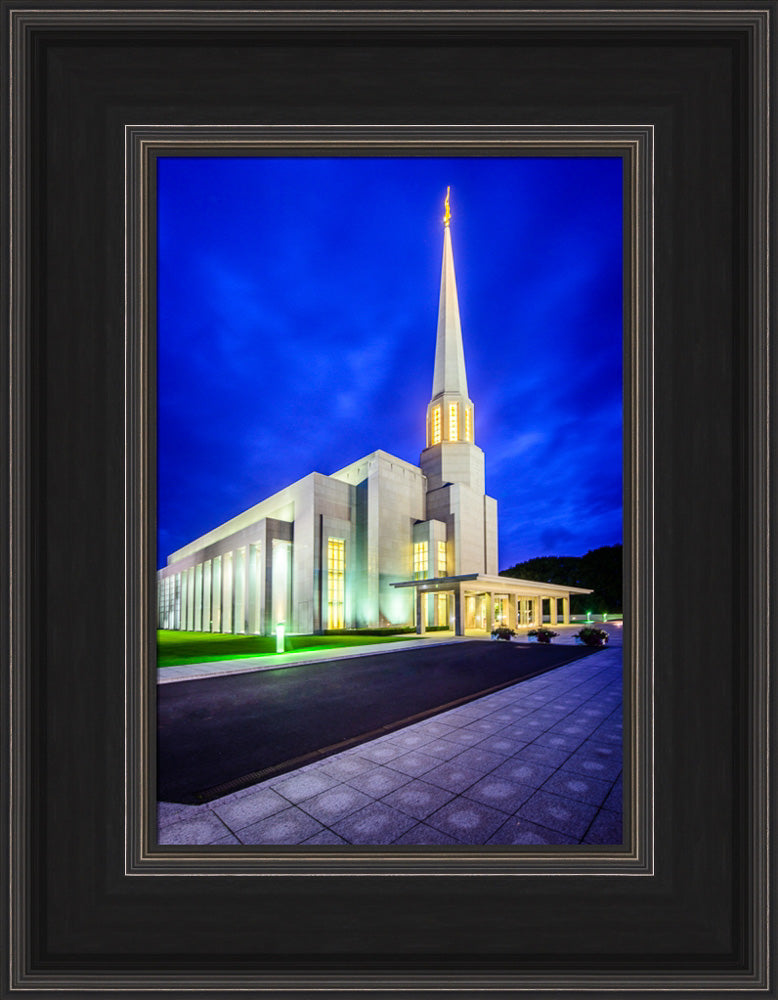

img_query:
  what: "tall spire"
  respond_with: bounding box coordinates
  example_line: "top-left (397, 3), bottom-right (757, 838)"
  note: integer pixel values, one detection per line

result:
top-left (431, 190), bottom-right (468, 400)
top-left (421, 190), bottom-right (482, 497)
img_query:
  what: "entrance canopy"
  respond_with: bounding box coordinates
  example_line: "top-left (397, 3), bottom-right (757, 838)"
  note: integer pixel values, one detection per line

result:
top-left (391, 573), bottom-right (593, 636)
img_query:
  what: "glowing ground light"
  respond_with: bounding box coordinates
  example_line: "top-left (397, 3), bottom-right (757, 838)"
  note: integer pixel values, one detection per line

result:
top-left (276, 622), bottom-right (285, 654)
top-left (586, 611), bottom-right (593, 623)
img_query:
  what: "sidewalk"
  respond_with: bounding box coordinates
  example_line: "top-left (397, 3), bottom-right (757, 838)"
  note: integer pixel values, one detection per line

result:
top-left (158, 643), bottom-right (623, 846)
top-left (158, 622), bottom-right (623, 684)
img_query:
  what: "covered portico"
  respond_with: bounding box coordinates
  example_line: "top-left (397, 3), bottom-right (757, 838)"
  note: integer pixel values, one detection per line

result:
top-left (391, 574), bottom-right (593, 637)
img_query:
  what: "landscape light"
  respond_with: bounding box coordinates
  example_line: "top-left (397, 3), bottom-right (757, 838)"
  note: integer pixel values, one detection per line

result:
top-left (276, 622), bottom-right (285, 654)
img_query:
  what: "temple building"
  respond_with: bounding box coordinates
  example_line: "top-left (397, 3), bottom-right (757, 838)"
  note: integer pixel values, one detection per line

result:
top-left (157, 192), bottom-right (591, 636)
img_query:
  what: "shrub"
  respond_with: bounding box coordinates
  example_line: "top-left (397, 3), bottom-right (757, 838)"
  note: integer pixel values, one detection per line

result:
top-left (527, 627), bottom-right (558, 644)
top-left (574, 626), bottom-right (609, 647)
top-left (491, 626), bottom-right (515, 641)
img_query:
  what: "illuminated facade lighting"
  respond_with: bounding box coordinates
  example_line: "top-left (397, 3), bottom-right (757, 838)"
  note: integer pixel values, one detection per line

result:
top-left (327, 538), bottom-right (345, 629)
top-left (413, 541), bottom-right (429, 580)
top-left (431, 406), bottom-right (441, 444)
top-left (464, 407), bottom-right (471, 442)
top-left (437, 541), bottom-right (447, 577)
top-left (449, 403), bottom-right (458, 441)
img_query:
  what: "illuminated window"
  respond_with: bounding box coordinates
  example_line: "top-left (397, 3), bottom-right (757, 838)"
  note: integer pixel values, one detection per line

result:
top-left (464, 407), bottom-right (472, 441)
top-left (449, 403), bottom-right (458, 441)
top-left (327, 538), bottom-right (345, 629)
top-left (413, 541), bottom-right (428, 580)
top-left (431, 407), bottom-right (441, 444)
top-left (437, 593), bottom-right (447, 626)
top-left (437, 541), bottom-right (447, 577)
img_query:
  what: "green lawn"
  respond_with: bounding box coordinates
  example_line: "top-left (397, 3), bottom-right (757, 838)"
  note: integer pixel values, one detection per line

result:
top-left (157, 629), bottom-right (419, 667)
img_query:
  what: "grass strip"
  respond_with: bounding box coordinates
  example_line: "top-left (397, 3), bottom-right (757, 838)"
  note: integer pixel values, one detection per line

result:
top-left (157, 629), bottom-right (418, 667)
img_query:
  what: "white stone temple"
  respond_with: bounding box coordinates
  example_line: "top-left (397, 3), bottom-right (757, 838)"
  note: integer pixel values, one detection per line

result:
top-left (157, 191), bottom-right (591, 636)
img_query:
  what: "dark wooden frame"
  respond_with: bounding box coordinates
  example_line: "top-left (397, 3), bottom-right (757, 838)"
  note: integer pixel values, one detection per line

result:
top-left (2, 3), bottom-right (771, 995)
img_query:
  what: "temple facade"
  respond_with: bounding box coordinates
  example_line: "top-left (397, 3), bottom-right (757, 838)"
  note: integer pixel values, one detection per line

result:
top-left (157, 192), bottom-right (590, 636)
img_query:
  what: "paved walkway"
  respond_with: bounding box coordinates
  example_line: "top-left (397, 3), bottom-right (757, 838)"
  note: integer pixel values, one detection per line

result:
top-left (158, 640), bottom-right (622, 846)
top-left (158, 622), bottom-right (623, 684)
top-left (157, 634), bottom-right (471, 684)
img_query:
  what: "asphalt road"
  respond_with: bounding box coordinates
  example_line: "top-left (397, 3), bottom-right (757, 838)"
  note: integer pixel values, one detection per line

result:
top-left (157, 640), bottom-right (598, 803)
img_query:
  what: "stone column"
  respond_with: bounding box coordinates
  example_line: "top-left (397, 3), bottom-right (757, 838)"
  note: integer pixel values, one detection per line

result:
top-left (509, 594), bottom-right (519, 630)
top-left (562, 596), bottom-right (570, 625)
top-left (484, 592), bottom-right (493, 632)
top-left (193, 563), bottom-right (202, 631)
top-left (222, 552), bottom-right (233, 633)
top-left (186, 567), bottom-right (195, 631)
top-left (178, 573), bottom-right (186, 630)
top-left (416, 589), bottom-right (426, 634)
top-left (211, 556), bottom-right (222, 632)
top-left (454, 585), bottom-right (464, 636)
top-left (535, 597), bottom-right (544, 626)
top-left (202, 560), bottom-right (212, 632)
top-left (550, 596), bottom-right (558, 626)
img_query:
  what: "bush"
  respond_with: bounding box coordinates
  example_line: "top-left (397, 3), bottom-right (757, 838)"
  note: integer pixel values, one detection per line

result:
top-left (574, 626), bottom-right (609, 647)
top-left (527, 627), bottom-right (558, 644)
top-left (491, 626), bottom-right (515, 641)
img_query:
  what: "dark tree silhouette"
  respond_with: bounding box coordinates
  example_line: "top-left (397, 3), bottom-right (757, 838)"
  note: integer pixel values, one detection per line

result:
top-left (500, 544), bottom-right (622, 614)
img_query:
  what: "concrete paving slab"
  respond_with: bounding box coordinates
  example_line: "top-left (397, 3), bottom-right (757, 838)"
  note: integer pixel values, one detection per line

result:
top-left (540, 771), bottom-right (614, 808)
top-left (302, 830), bottom-right (349, 846)
top-left (393, 823), bottom-right (462, 846)
top-left (385, 750), bottom-right (441, 778)
top-left (345, 766), bottom-right (412, 798)
top-left (491, 758), bottom-right (557, 788)
top-left (584, 808), bottom-right (623, 844)
top-left (447, 746), bottom-right (505, 776)
top-left (211, 787), bottom-right (290, 830)
top-left (462, 775), bottom-right (536, 814)
top-left (316, 755), bottom-right (376, 780)
top-left (419, 760), bottom-right (484, 794)
top-left (511, 744), bottom-right (572, 768)
top-left (416, 738), bottom-right (467, 761)
top-left (269, 769), bottom-right (342, 805)
top-left (487, 817), bottom-right (578, 846)
top-left (381, 779), bottom-right (456, 821)
top-left (516, 790), bottom-right (599, 840)
top-left (561, 742), bottom-right (623, 782)
top-left (330, 802), bottom-right (418, 844)
top-left (158, 812), bottom-right (233, 845)
top-left (425, 798), bottom-right (509, 843)
top-left (236, 806), bottom-right (324, 845)
top-left (603, 779), bottom-right (623, 813)
top-left (298, 786), bottom-right (374, 826)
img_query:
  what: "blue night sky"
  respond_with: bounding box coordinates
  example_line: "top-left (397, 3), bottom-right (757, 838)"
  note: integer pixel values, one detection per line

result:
top-left (157, 156), bottom-right (623, 571)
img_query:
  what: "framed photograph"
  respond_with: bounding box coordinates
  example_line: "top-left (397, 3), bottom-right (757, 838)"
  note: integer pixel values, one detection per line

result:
top-left (146, 137), bottom-right (635, 865)
top-left (4, 3), bottom-right (771, 995)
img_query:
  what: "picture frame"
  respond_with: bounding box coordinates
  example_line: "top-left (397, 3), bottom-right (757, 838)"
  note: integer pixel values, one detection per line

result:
top-left (4, 3), bottom-right (771, 994)
top-left (134, 125), bottom-right (646, 873)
